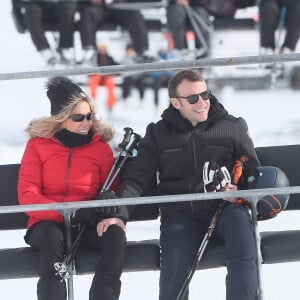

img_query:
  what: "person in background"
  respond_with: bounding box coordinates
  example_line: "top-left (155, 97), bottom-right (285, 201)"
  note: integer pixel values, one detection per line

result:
top-left (166, 0), bottom-right (211, 58)
top-left (89, 43), bottom-right (118, 110)
top-left (23, 0), bottom-right (77, 66)
top-left (121, 44), bottom-right (147, 101)
top-left (78, 0), bottom-right (151, 66)
top-left (166, 0), bottom-right (256, 59)
top-left (259, 0), bottom-right (300, 54)
top-left (18, 76), bottom-right (130, 300)
top-left (121, 44), bottom-right (169, 106)
top-left (118, 69), bottom-right (260, 299)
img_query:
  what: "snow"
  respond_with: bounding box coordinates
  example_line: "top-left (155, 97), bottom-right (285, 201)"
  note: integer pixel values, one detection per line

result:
top-left (1, 1), bottom-right (300, 299)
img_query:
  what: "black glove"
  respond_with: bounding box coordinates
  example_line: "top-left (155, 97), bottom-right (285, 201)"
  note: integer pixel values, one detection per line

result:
top-left (203, 161), bottom-right (231, 193)
top-left (72, 207), bottom-right (100, 228)
top-left (95, 191), bottom-right (120, 217)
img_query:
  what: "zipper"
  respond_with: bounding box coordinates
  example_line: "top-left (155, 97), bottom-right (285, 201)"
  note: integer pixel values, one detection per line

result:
top-left (190, 130), bottom-right (197, 211)
top-left (62, 148), bottom-right (73, 201)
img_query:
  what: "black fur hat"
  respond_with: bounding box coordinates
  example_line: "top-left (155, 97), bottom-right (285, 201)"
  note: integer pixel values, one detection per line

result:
top-left (46, 76), bottom-right (88, 116)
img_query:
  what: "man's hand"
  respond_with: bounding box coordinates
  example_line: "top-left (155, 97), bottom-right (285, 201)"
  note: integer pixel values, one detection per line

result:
top-left (203, 161), bottom-right (231, 193)
top-left (96, 217), bottom-right (126, 237)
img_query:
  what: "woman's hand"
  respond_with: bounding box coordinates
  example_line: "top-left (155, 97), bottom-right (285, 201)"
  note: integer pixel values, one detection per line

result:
top-left (96, 217), bottom-right (126, 237)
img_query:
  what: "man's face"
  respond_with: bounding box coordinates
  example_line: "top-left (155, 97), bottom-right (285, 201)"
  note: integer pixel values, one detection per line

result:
top-left (170, 79), bottom-right (210, 126)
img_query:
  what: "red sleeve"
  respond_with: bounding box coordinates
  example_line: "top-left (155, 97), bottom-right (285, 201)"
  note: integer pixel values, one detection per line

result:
top-left (17, 139), bottom-right (63, 221)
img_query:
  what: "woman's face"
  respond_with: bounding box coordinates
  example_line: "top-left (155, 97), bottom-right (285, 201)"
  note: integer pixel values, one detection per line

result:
top-left (62, 101), bottom-right (93, 135)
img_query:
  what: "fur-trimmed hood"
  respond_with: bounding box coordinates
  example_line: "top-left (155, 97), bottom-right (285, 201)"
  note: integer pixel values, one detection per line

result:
top-left (98, 121), bottom-right (115, 142)
top-left (25, 117), bottom-right (114, 142)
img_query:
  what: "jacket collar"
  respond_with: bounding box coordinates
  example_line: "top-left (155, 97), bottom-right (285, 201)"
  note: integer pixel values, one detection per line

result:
top-left (54, 129), bottom-right (93, 148)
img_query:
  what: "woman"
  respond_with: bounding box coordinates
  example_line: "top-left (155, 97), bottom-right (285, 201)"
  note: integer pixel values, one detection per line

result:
top-left (18, 76), bottom-right (128, 300)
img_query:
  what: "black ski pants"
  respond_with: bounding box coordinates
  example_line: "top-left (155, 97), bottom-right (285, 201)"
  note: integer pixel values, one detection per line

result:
top-left (259, 0), bottom-right (300, 51)
top-left (166, 4), bottom-right (210, 50)
top-left (79, 5), bottom-right (149, 55)
top-left (159, 204), bottom-right (258, 300)
top-left (23, 2), bottom-right (77, 51)
top-left (25, 221), bottom-right (126, 300)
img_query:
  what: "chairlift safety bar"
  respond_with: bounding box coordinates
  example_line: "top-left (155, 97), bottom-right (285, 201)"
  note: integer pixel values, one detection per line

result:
top-left (0, 186), bottom-right (297, 214)
top-left (0, 53), bottom-right (300, 81)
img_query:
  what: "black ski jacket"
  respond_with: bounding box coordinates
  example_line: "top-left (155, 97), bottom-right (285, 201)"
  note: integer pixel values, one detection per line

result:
top-left (119, 95), bottom-right (260, 220)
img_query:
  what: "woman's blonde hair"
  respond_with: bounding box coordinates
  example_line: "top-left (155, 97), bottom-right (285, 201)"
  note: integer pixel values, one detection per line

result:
top-left (25, 98), bottom-right (114, 142)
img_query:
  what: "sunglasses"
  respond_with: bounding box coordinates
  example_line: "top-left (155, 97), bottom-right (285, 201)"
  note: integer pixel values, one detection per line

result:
top-left (69, 112), bottom-right (94, 122)
top-left (175, 90), bottom-right (211, 104)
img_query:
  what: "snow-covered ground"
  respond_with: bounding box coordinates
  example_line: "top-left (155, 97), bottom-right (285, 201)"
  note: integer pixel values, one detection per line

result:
top-left (1, 1), bottom-right (300, 299)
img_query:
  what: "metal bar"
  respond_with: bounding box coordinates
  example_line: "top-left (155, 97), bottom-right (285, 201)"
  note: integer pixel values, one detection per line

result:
top-left (1, 53), bottom-right (300, 81)
top-left (249, 196), bottom-right (265, 300)
top-left (0, 186), bottom-right (297, 214)
top-left (19, 0), bottom-right (168, 6)
top-left (63, 211), bottom-right (75, 300)
top-left (107, 1), bottom-right (168, 10)
top-left (184, 5), bottom-right (209, 54)
top-left (189, 6), bottom-right (213, 36)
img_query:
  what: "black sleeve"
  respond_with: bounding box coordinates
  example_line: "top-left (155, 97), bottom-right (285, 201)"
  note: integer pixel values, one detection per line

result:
top-left (117, 123), bottom-right (159, 217)
top-left (235, 117), bottom-right (260, 189)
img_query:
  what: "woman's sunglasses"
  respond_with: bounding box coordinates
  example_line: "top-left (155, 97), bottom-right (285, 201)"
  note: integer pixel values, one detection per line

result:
top-left (175, 90), bottom-right (211, 104)
top-left (69, 112), bottom-right (94, 122)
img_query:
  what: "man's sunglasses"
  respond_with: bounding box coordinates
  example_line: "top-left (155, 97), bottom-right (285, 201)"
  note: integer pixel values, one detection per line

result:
top-left (69, 112), bottom-right (94, 122)
top-left (175, 90), bottom-right (211, 104)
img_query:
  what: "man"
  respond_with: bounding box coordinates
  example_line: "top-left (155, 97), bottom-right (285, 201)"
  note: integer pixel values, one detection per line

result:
top-left (118, 69), bottom-right (260, 299)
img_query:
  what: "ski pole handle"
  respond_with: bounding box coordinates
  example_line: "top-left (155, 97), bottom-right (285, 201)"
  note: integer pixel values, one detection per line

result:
top-left (126, 133), bottom-right (141, 156)
top-left (118, 127), bottom-right (133, 150)
top-left (101, 133), bottom-right (141, 192)
top-left (102, 127), bottom-right (134, 192)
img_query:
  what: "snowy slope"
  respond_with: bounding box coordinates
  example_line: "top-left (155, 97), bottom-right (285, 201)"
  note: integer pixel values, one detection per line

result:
top-left (1, 1), bottom-right (300, 299)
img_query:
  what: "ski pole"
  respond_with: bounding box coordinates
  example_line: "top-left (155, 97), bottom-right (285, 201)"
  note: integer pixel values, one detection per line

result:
top-left (101, 127), bottom-right (133, 193)
top-left (176, 200), bottom-right (225, 300)
top-left (100, 132), bottom-right (141, 193)
top-left (184, 5), bottom-right (211, 57)
top-left (176, 159), bottom-right (245, 300)
top-left (54, 223), bottom-right (87, 280)
top-left (54, 127), bottom-right (138, 280)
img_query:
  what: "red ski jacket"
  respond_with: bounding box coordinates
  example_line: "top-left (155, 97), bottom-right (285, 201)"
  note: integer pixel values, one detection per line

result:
top-left (18, 135), bottom-right (115, 228)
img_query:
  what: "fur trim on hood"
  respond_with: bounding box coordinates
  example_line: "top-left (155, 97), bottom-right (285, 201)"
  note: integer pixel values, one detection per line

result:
top-left (25, 117), bottom-right (114, 142)
top-left (99, 121), bottom-right (115, 142)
